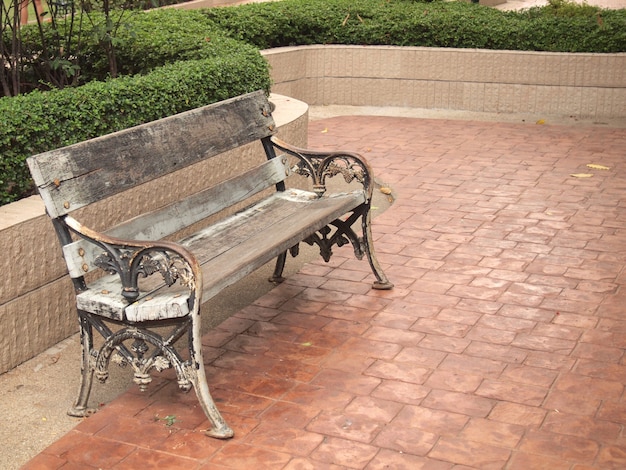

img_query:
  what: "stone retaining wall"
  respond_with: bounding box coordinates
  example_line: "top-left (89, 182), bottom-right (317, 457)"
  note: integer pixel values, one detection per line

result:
top-left (264, 45), bottom-right (626, 119)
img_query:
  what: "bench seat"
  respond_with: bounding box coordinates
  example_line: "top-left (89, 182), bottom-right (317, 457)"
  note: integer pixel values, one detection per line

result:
top-left (78, 188), bottom-right (365, 322)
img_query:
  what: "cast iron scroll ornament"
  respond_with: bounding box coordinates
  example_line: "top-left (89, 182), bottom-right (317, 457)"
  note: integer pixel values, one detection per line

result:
top-left (93, 248), bottom-right (195, 302)
top-left (269, 136), bottom-right (393, 290)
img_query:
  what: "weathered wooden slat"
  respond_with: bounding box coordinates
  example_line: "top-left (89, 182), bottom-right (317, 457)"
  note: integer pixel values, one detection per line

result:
top-left (27, 90), bottom-right (275, 218)
top-left (195, 191), bottom-right (367, 302)
top-left (184, 189), bottom-right (362, 264)
top-left (63, 156), bottom-right (291, 278)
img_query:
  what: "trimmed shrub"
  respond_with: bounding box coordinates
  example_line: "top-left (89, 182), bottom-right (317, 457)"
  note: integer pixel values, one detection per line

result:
top-left (201, 0), bottom-right (626, 52)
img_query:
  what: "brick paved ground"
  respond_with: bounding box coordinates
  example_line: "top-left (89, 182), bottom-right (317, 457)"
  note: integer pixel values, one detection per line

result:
top-left (24, 116), bottom-right (626, 469)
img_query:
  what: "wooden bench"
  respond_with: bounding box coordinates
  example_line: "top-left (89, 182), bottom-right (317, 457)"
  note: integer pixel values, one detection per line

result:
top-left (27, 90), bottom-right (393, 439)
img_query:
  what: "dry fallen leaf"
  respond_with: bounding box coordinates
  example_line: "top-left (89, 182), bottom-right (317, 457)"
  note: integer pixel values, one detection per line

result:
top-left (536, 119), bottom-right (546, 125)
top-left (380, 187), bottom-right (392, 195)
top-left (321, 128), bottom-right (328, 133)
top-left (570, 173), bottom-right (594, 178)
top-left (586, 163), bottom-right (610, 170)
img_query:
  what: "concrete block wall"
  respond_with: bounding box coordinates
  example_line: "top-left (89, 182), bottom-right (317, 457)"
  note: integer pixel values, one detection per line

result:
top-left (0, 94), bottom-right (309, 374)
top-left (264, 45), bottom-right (626, 119)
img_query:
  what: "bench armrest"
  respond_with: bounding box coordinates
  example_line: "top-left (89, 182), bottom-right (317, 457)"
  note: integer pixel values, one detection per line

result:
top-left (270, 136), bottom-right (375, 201)
top-left (63, 216), bottom-right (203, 307)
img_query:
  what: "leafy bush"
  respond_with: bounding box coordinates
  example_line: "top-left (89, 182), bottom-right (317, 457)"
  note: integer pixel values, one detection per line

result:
top-left (201, 0), bottom-right (626, 52)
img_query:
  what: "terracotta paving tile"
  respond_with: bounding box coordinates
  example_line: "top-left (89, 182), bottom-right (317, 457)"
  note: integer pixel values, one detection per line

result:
top-left (506, 451), bottom-right (571, 470)
top-left (523, 350), bottom-right (576, 371)
top-left (425, 369), bottom-right (483, 393)
top-left (322, 351), bottom-right (376, 373)
top-left (370, 310), bottom-right (423, 329)
top-left (306, 411), bottom-right (384, 444)
top-left (410, 318), bottom-right (472, 337)
top-left (542, 412), bottom-right (621, 440)
top-left (395, 404), bottom-right (469, 436)
top-left (439, 353), bottom-right (507, 377)
top-left (281, 383), bottom-right (354, 410)
top-left (311, 368), bottom-right (381, 395)
top-left (158, 428), bottom-right (225, 459)
top-left (476, 378), bottom-right (548, 406)
top-left (310, 437), bottom-right (379, 469)
top-left (373, 424), bottom-right (438, 456)
top-left (370, 379), bottom-right (430, 405)
top-left (596, 400), bottom-right (626, 425)
top-left (21, 453), bottom-right (68, 470)
top-left (363, 326), bottom-right (426, 346)
top-left (518, 429), bottom-right (600, 463)
top-left (333, 336), bottom-right (402, 360)
top-left (427, 436), bottom-right (510, 469)
top-left (394, 346), bottom-right (447, 368)
top-left (456, 298), bottom-right (503, 315)
top-left (41, 430), bottom-right (136, 468)
top-left (111, 447), bottom-right (200, 469)
top-left (554, 372), bottom-right (623, 400)
top-left (136, 397), bottom-right (211, 432)
top-left (403, 291), bottom-right (460, 309)
top-left (488, 401), bottom-right (546, 428)
top-left (572, 342), bottom-right (625, 362)
top-left (421, 389), bottom-right (495, 418)
top-left (245, 421), bottom-right (325, 456)
top-left (459, 417), bottom-right (525, 448)
top-left (477, 314), bottom-right (536, 332)
top-left (511, 333), bottom-right (576, 354)
top-left (498, 304), bottom-right (556, 322)
top-left (498, 291), bottom-right (544, 307)
top-left (436, 307), bottom-right (481, 325)
top-left (95, 413), bottom-right (175, 448)
top-left (209, 443), bottom-right (292, 468)
top-left (418, 333), bottom-right (471, 353)
top-left (365, 449), bottom-right (453, 470)
top-left (364, 360), bottom-right (430, 384)
top-left (575, 358), bottom-right (626, 382)
top-left (596, 444), bottom-right (626, 469)
top-left (466, 325), bottom-right (516, 345)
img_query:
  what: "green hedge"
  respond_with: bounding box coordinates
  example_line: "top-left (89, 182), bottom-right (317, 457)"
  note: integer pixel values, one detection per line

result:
top-left (201, 0), bottom-right (626, 52)
top-left (1, 10), bottom-right (271, 205)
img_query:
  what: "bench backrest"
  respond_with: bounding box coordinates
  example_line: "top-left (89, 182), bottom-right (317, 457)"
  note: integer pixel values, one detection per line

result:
top-left (27, 91), bottom-right (287, 278)
top-left (28, 90), bottom-right (276, 218)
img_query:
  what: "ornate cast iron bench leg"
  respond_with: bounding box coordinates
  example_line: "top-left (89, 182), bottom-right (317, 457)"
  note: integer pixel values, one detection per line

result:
top-left (67, 312), bottom-right (97, 417)
top-left (362, 210), bottom-right (394, 290)
top-left (67, 310), bottom-right (233, 438)
top-left (188, 310), bottom-right (233, 438)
